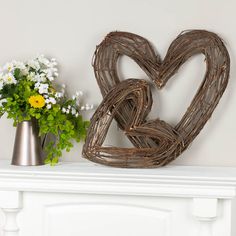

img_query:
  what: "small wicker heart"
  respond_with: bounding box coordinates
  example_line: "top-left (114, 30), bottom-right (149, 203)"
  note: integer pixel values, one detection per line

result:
top-left (83, 30), bottom-right (230, 168)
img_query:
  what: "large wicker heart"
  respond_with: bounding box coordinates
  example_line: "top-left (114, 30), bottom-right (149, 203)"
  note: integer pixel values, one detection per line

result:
top-left (83, 30), bottom-right (230, 168)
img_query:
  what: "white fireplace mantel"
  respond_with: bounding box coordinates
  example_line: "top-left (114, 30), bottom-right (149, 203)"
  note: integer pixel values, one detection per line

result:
top-left (0, 160), bottom-right (236, 236)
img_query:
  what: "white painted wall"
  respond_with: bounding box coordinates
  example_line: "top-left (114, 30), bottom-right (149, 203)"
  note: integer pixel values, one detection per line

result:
top-left (0, 0), bottom-right (235, 166)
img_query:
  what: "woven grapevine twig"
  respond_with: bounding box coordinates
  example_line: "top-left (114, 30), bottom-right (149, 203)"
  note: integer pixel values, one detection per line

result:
top-left (83, 30), bottom-right (230, 168)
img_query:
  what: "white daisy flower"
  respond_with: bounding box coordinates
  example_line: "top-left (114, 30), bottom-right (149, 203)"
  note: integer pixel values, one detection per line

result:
top-left (13, 61), bottom-right (26, 71)
top-left (38, 55), bottom-right (50, 66)
top-left (46, 104), bottom-right (52, 109)
top-left (55, 92), bottom-right (63, 98)
top-left (49, 61), bottom-right (57, 67)
top-left (33, 73), bottom-right (46, 82)
top-left (71, 108), bottom-right (76, 115)
top-left (28, 59), bottom-right (40, 70)
top-left (3, 73), bottom-right (17, 84)
top-left (48, 97), bottom-right (56, 104)
top-left (48, 76), bottom-right (54, 81)
top-left (20, 68), bottom-right (29, 76)
top-left (38, 83), bottom-right (49, 94)
top-left (62, 107), bottom-right (66, 113)
top-left (55, 92), bottom-right (64, 98)
top-left (34, 82), bottom-right (41, 89)
top-left (3, 62), bottom-right (15, 72)
top-left (34, 74), bottom-right (41, 82)
top-left (27, 72), bottom-right (36, 81)
top-left (40, 74), bottom-right (47, 82)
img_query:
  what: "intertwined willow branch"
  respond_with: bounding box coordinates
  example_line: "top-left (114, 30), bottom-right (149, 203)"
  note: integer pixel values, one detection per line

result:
top-left (83, 30), bottom-right (230, 168)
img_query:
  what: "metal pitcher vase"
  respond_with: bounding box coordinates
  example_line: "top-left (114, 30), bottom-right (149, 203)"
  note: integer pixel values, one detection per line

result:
top-left (11, 118), bottom-right (44, 166)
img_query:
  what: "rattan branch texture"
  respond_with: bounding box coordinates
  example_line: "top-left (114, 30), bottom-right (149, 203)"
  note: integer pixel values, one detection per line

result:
top-left (83, 30), bottom-right (230, 168)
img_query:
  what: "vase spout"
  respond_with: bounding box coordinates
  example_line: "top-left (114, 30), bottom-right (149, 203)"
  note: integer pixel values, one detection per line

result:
top-left (11, 119), bottom-right (44, 166)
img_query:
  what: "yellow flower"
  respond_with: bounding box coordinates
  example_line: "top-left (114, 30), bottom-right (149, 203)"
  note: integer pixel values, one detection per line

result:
top-left (28, 95), bottom-right (45, 108)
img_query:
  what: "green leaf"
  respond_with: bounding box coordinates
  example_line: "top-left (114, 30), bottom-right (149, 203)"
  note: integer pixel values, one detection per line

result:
top-left (51, 157), bottom-right (59, 165)
top-left (47, 114), bottom-right (54, 121)
top-left (14, 68), bottom-right (21, 78)
top-left (35, 113), bottom-right (41, 119)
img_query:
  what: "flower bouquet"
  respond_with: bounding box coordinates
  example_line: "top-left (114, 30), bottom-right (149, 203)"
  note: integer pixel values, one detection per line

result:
top-left (0, 55), bottom-right (92, 165)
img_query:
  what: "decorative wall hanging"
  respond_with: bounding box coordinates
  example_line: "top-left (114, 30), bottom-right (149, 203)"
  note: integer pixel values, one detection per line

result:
top-left (83, 30), bottom-right (230, 168)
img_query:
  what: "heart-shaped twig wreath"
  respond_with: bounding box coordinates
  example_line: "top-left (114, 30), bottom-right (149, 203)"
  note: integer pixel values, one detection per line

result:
top-left (83, 30), bottom-right (230, 168)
